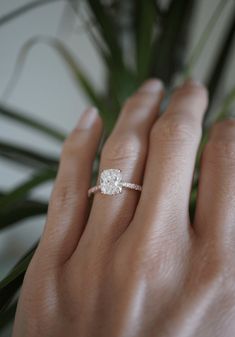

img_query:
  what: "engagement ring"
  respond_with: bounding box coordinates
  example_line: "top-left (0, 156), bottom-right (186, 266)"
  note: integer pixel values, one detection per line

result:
top-left (88, 169), bottom-right (142, 197)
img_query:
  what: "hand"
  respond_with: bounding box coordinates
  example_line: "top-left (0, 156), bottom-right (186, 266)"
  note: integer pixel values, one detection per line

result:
top-left (13, 79), bottom-right (235, 337)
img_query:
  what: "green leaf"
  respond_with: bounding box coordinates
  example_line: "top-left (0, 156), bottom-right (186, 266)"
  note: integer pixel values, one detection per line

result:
top-left (46, 37), bottom-right (107, 112)
top-left (0, 104), bottom-right (66, 142)
top-left (86, 0), bottom-right (123, 69)
top-left (0, 299), bottom-right (17, 329)
top-left (0, 197), bottom-right (48, 230)
top-left (205, 8), bottom-right (235, 122)
top-left (185, 0), bottom-right (230, 77)
top-left (189, 187), bottom-right (197, 222)
top-left (66, 2), bottom-right (111, 67)
top-left (0, 140), bottom-right (59, 169)
top-left (0, 0), bottom-right (62, 27)
top-left (72, 2), bottom-right (135, 110)
top-left (152, 0), bottom-right (196, 84)
top-left (108, 68), bottom-right (138, 108)
top-left (86, 1), bottom-right (137, 111)
top-left (0, 243), bottom-right (37, 289)
top-left (134, 0), bottom-right (156, 81)
top-left (3, 36), bottom-right (113, 131)
top-left (0, 169), bottom-right (55, 209)
top-left (0, 243), bottom-right (37, 312)
top-left (0, 273), bottom-right (22, 313)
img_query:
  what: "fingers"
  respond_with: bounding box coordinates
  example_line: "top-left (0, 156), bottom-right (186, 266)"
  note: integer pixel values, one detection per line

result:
top-left (85, 80), bottom-right (164, 240)
top-left (39, 107), bottom-right (103, 263)
top-left (194, 119), bottom-right (235, 245)
top-left (133, 80), bottom-right (208, 237)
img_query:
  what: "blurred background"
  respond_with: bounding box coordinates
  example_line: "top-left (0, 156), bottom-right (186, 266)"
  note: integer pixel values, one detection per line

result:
top-left (0, 0), bottom-right (235, 335)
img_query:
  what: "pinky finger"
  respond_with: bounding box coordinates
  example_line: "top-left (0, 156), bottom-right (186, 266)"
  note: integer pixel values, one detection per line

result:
top-left (39, 107), bottom-right (103, 264)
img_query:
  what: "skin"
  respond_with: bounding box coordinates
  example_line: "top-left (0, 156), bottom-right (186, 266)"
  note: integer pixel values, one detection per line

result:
top-left (13, 79), bottom-right (235, 337)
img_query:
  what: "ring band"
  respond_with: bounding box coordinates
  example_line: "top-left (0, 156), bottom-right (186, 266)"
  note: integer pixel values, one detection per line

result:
top-left (88, 169), bottom-right (142, 197)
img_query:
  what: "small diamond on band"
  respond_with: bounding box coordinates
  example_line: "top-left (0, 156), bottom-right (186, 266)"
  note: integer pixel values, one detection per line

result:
top-left (88, 169), bottom-right (142, 197)
top-left (121, 182), bottom-right (142, 191)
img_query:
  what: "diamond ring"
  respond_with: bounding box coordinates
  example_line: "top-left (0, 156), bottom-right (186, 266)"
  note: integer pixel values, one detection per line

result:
top-left (88, 169), bottom-right (142, 197)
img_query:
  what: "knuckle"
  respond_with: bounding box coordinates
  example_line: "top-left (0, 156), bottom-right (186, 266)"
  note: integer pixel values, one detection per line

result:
top-left (50, 182), bottom-right (78, 211)
top-left (112, 246), bottom-right (146, 282)
top-left (201, 257), bottom-right (235, 291)
top-left (112, 238), bottom-right (182, 288)
top-left (101, 134), bottom-right (143, 163)
top-left (151, 115), bottom-right (200, 144)
top-left (197, 242), bottom-right (235, 289)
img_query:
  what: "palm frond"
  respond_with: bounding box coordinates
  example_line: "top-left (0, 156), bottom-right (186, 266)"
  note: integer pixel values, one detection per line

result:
top-left (205, 8), bottom-right (235, 122)
top-left (2, 36), bottom-right (114, 131)
top-left (0, 243), bottom-right (37, 312)
top-left (152, 0), bottom-right (196, 84)
top-left (185, 0), bottom-right (230, 77)
top-left (0, 197), bottom-right (47, 230)
top-left (134, 0), bottom-right (156, 82)
top-left (0, 104), bottom-right (65, 142)
top-left (0, 140), bottom-right (59, 169)
top-left (0, 0), bottom-right (62, 27)
top-left (0, 169), bottom-right (55, 209)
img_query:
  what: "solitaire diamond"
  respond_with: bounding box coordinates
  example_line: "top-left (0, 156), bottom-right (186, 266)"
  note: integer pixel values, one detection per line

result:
top-left (100, 169), bottom-right (122, 195)
top-left (88, 168), bottom-right (142, 197)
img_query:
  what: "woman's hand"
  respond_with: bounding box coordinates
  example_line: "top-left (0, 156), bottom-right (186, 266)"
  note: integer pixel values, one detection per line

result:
top-left (13, 79), bottom-right (235, 337)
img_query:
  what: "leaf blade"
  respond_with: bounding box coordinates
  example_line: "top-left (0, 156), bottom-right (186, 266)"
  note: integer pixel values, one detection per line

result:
top-left (0, 140), bottom-right (59, 169)
top-left (0, 197), bottom-right (48, 230)
top-left (0, 299), bottom-right (17, 329)
top-left (205, 8), bottom-right (235, 122)
top-left (0, 0), bottom-right (62, 27)
top-left (152, 0), bottom-right (196, 84)
top-left (185, 0), bottom-right (230, 77)
top-left (86, 0), bottom-right (123, 69)
top-left (0, 169), bottom-right (55, 209)
top-left (0, 104), bottom-right (66, 142)
top-left (3, 36), bottom-right (113, 131)
top-left (0, 243), bottom-right (37, 312)
top-left (134, 0), bottom-right (156, 81)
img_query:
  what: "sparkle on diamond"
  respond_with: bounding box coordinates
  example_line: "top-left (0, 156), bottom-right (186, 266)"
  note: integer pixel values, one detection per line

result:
top-left (100, 169), bottom-right (122, 195)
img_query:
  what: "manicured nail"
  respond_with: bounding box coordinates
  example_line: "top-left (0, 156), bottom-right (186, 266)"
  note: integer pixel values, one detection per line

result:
top-left (76, 107), bottom-right (98, 129)
top-left (139, 79), bottom-right (164, 93)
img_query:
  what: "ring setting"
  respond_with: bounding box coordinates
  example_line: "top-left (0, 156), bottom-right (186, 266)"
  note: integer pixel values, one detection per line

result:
top-left (88, 169), bottom-right (142, 197)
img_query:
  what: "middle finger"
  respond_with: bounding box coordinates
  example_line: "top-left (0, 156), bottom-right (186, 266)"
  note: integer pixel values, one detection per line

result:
top-left (133, 80), bottom-right (208, 238)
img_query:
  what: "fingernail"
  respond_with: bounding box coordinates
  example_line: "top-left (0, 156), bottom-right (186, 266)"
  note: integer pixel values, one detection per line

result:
top-left (210, 118), bottom-right (235, 141)
top-left (76, 107), bottom-right (98, 129)
top-left (183, 78), bottom-right (203, 87)
top-left (139, 79), bottom-right (164, 93)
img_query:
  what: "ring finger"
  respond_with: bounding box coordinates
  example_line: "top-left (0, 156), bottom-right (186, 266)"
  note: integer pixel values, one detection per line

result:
top-left (85, 79), bottom-right (164, 240)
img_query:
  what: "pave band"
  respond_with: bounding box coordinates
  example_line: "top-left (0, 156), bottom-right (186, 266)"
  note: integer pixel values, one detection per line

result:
top-left (88, 169), bottom-right (142, 197)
